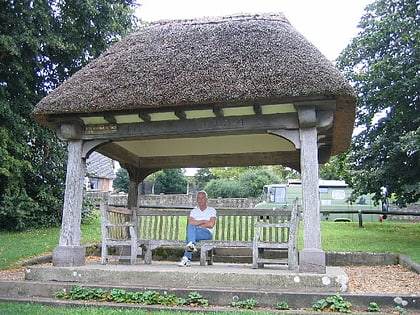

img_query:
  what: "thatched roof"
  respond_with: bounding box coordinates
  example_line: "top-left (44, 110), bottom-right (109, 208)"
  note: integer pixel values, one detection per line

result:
top-left (31, 13), bottom-right (356, 171)
top-left (32, 13), bottom-right (355, 124)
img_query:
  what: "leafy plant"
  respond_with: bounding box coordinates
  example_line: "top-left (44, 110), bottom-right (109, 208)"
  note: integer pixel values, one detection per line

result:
top-left (393, 305), bottom-right (407, 315)
top-left (176, 297), bottom-right (187, 306)
top-left (312, 294), bottom-right (352, 313)
top-left (81, 197), bottom-right (99, 224)
top-left (108, 288), bottom-right (129, 303)
top-left (142, 290), bottom-right (161, 305)
top-left (54, 287), bottom-right (209, 308)
top-left (186, 291), bottom-right (208, 306)
top-left (275, 300), bottom-right (290, 310)
top-left (159, 294), bottom-right (179, 306)
top-left (367, 301), bottom-right (381, 312)
top-left (230, 298), bottom-right (258, 309)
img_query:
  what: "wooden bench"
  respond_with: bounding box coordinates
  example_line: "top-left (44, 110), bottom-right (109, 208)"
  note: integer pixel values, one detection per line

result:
top-left (100, 201), bottom-right (299, 269)
top-left (100, 204), bottom-right (139, 265)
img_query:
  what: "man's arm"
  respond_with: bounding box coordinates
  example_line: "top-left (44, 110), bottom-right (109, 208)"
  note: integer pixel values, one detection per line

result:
top-left (188, 216), bottom-right (216, 228)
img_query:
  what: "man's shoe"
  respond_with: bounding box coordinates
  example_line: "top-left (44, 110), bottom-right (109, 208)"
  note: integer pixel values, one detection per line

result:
top-left (186, 241), bottom-right (197, 252)
top-left (178, 256), bottom-right (191, 267)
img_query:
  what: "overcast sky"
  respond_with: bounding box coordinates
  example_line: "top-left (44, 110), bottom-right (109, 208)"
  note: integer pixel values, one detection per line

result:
top-left (136, 0), bottom-right (372, 61)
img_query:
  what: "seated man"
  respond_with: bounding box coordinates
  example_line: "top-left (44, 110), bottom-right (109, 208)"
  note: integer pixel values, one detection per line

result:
top-left (178, 190), bottom-right (217, 267)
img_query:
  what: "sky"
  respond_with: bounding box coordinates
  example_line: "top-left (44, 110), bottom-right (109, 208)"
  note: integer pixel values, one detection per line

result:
top-left (136, 0), bottom-right (373, 61)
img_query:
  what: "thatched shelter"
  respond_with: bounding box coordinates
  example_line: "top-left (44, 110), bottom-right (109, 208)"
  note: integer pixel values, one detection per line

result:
top-left (32, 13), bottom-right (356, 273)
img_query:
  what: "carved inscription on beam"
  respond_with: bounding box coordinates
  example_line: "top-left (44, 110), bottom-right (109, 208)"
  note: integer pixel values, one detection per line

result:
top-left (85, 124), bottom-right (117, 135)
top-left (82, 113), bottom-right (299, 140)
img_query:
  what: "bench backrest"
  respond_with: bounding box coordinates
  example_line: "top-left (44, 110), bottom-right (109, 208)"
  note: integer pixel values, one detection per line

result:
top-left (104, 205), bottom-right (296, 243)
top-left (212, 208), bottom-right (293, 243)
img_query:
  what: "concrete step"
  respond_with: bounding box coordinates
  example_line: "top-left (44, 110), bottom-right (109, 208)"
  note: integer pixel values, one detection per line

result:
top-left (23, 262), bottom-right (347, 292)
top-left (1, 277), bottom-right (418, 311)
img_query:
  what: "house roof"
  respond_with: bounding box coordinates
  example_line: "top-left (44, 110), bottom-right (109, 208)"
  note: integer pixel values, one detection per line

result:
top-left (31, 13), bottom-right (356, 172)
top-left (86, 152), bottom-right (115, 179)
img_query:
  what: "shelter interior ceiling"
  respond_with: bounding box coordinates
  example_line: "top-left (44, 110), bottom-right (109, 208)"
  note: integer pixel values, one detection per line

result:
top-left (73, 101), bottom-right (335, 171)
top-left (116, 134), bottom-right (295, 157)
top-left (81, 103), bottom-right (298, 159)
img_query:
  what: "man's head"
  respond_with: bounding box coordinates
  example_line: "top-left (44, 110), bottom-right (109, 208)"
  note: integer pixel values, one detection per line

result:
top-left (196, 190), bottom-right (208, 210)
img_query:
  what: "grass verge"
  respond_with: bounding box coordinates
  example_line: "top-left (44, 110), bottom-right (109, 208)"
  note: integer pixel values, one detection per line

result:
top-left (0, 214), bottom-right (419, 270)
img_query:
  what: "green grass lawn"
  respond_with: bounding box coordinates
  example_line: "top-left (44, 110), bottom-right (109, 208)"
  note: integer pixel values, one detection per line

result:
top-left (320, 221), bottom-right (420, 262)
top-left (0, 214), bottom-right (101, 270)
top-left (0, 213), bottom-right (419, 270)
top-left (0, 302), bottom-right (297, 315)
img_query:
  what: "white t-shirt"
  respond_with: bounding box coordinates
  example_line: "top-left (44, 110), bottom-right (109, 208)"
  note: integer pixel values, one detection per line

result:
top-left (190, 206), bottom-right (217, 234)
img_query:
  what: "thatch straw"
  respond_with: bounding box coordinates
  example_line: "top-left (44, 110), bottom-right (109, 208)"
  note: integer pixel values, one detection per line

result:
top-left (32, 13), bottom-right (355, 125)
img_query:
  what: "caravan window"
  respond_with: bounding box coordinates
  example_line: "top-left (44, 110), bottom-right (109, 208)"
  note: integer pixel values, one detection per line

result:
top-left (270, 187), bottom-right (286, 203)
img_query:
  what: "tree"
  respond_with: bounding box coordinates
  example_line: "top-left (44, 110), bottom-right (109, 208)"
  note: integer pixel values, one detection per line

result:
top-left (195, 168), bottom-right (218, 190)
top-left (319, 154), bottom-right (350, 181)
top-left (113, 168), bottom-right (129, 193)
top-left (204, 168), bottom-right (283, 198)
top-left (154, 169), bottom-right (188, 194)
top-left (204, 178), bottom-right (243, 198)
top-left (0, 0), bottom-right (138, 231)
top-left (238, 169), bottom-right (281, 197)
top-left (337, 0), bottom-right (419, 206)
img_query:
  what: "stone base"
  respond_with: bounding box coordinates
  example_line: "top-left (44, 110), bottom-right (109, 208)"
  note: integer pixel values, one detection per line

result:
top-left (52, 246), bottom-right (85, 267)
top-left (299, 248), bottom-right (326, 273)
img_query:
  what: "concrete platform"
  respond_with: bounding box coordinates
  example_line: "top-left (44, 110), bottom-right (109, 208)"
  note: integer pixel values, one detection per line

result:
top-left (1, 261), bottom-right (419, 311)
top-left (24, 261), bottom-right (349, 292)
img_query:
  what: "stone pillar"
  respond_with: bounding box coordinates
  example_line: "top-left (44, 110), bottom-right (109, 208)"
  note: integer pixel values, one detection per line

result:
top-left (297, 106), bottom-right (326, 274)
top-left (53, 138), bottom-right (86, 266)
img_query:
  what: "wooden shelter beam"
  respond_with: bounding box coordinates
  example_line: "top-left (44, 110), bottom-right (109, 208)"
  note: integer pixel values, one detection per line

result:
top-left (134, 152), bottom-right (300, 170)
top-left (104, 114), bottom-right (116, 124)
top-left (175, 109), bottom-right (187, 120)
top-left (82, 113), bottom-right (300, 141)
top-left (138, 111), bottom-right (151, 122)
top-left (253, 103), bottom-right (262, 115)
top-left (121, 164), bottom-right (159, 208)
top-left (213, 105), bottom-right (224, 117)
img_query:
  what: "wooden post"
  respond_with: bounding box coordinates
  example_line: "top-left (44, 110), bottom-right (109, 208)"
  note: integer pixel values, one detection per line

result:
top-left (52, 138), bottom-right (86, 266)
top-left (119, 165), bottom-right (158, 261)
top-left (298, 107), bottom-right (326, 273)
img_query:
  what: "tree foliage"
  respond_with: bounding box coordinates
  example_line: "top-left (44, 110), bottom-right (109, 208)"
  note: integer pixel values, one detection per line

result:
top-left (319, 154), bottom-right (349, 181)
top-left (337, 0), bottom-right (419, 206)
top-left (113, 168), bottom-right (129, 193)
top-left (0, 0), bottom-right (138, 230)
top-left (204, 178), bottom-right (243, 198)
top-left (153, 169), bottom-right (188, 194)
top-left (204, 168), bottom-right (283, 198)
top-left (195, 167), bottom-right (218, 190)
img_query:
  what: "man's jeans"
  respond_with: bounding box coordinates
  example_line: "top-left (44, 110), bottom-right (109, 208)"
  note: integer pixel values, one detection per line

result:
top-left (184, 224), bottom-right (212, 259)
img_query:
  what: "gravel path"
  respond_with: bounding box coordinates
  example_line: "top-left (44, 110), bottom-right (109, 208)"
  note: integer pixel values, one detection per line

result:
top-left (343, 265), bottom-right (419, 295)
